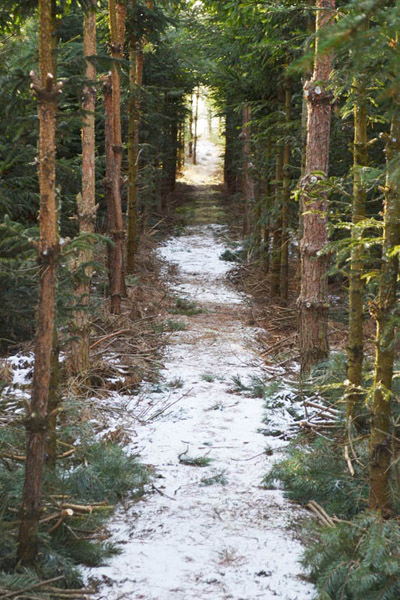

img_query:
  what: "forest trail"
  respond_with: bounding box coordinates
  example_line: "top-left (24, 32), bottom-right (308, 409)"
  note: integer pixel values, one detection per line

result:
top-left (87, 139), bottom-right (314, 600)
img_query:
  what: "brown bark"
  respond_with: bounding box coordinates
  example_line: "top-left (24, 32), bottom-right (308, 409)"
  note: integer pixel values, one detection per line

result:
top-left (127, 4), bottom-right (140, 274)
top-left (280, 82), bottom-right (291, 304)
top-left (103, 75), bottom-right (124, 315)
top-left (193, 88), bottom-right (199, 165)
top-left (18, 0), bottom-right (62, 564)
top-left (369, 113), bottom-right (400, 513)
top-left (189, 94), bottom-right (194, 158)
top-left (47, 331), bottom-right (61, 469)
top-left (298, 0), bottom-right (335, 374)
top-left (271, 143), bottom-right (283, 298)
top-left (224, 107), bottom-right (239, 195)
top-left (70, 2), bottom-right (97, 377)
top-left (107, 0), bottom-right (126, 313)
top-left (126, 0), bottom-right (152, 272)
top-left (177, 125), bottom-right (185, 173)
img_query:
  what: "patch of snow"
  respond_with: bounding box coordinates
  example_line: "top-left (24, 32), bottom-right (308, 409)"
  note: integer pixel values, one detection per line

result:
top-left (85, 218), bottom-right (314, 599)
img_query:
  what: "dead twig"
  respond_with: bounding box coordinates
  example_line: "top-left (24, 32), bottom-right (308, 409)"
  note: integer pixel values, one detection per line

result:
top-left (307, 500), bottom-right (335, 526)
top-left (344, 445), bottom-right (355, 477)
top-left (1, 576), bottom-right (65, 599)
top-left (89, 328), bottom-right (132, 350)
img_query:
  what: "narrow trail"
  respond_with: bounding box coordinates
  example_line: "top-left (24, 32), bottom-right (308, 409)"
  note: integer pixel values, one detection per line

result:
top-left (88, 142), bottom-right (314, 600)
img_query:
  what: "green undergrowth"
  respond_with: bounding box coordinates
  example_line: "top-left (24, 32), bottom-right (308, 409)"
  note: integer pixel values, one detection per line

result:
top-left (264, 435), bottom-right (369, 519)
top-left (168, 297), bottom-right (204, 316)
top-left (219, 248), bottom-right (243, 263)
top-left (152, 319), bottom-right (187, 334)
top-left (0, 395), bottom-right (149, 598)
top-left (262, 353), bottom-right (400, 599)
top-left (200, 469), bottom-right (227, 486)
top-left (305, 513), bottom-right (400, 600)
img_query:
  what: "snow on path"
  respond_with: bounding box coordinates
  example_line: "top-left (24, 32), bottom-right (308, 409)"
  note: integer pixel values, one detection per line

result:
top-left (87, 222), bottom-right (315, 600)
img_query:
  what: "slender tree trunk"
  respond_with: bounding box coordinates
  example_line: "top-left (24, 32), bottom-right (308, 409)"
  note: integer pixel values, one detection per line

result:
top-left (47, 331), bottom-right (60, 469)
top-left (127, 0), bottom-right (152, 272)
top-left (242, 103), bottom-right (254, 235)
top-left (107, 0), bottom-right (126, 313)
top-left (189, 94), bottom-right (194, 158)
top-left (18, 0), bottom-right (61, 564)
top-left (127, 0), bottom-right (140, 274)
top-left (298, 0), bottom-right (335, 374)
top-left (369, 113), bottom-right (400, 513)
top-left (347, 78), bottom-right (368, 426)
top-left (70, 2), bottom-right (97, 376)
top-left (103, 75), bottom-right (123, 315)
top-left (271, 144), bottom-right (283, 298)
top-left (161, 98), bottom-right (179, 207)
top-left (261, 138), bottom-right (272, 273)
top-left (193, 88), bottom-right (199, 165)
top-left (280, 82), bottom-right (291, 304)
top-left (103, 75), bottom-right (116, 302)
top-left (177, 125), bottom-right (185, 173)
top-left (224, 106), bottom-right (238, 194)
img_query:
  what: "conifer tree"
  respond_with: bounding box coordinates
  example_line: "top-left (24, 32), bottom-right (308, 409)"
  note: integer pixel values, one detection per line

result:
top-left (346, 72), bottom-right (368, 426)
top-left (127, 0), bottom-right (153, 273)
top-left (107, 0), bottom-right (126, 314)
top-left (70, 0), bottom-right (97, 377)
top-left (18, 0), bottom-right (62, 564)
top-left (298, 0), bottom-right (335, 374)
top-left (369, 105), bottom-right (400, 513)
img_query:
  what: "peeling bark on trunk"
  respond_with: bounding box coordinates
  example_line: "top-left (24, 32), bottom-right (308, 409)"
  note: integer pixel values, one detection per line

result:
top-left (298, 0), bottom-right (335, 374)
top-left (70, 2), bottom-right (97, 377)
top-left (369, 113), bottom-right (400, 514)
top-left (18, 0), bottom-right (61, 564)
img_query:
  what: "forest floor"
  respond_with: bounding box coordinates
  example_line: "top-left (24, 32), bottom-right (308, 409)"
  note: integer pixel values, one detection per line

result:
top-left (85, 141), bottom-right (316, 600)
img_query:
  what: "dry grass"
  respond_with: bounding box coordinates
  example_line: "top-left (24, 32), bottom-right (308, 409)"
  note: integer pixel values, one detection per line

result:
top-left (229, 258), bottom-right (376, 373)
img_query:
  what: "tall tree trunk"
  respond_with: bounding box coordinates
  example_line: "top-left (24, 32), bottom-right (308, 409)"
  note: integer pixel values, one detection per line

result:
top-left (108, 0), bottom-right (126, 314)
top-left (103, 75), bottom-right (124, 315)
top-left (242, 103), bottom-right (254, 235)
top-left (161, 98), bottom-right (179, 207)
top-left (271, 144), bottom-right (283, 298)
top-left (298, 0), bottom-right (335, 374)
top-left (346, 78), bottom-right (368, 426)
top-left (18, 0), bottom-right (61, 564)
top-left (70, 1), bottom-right (97, 377)
top-left (127, 0), bottom-right (152, 273)
top-left (189, 94), bottom-right (193, 158)
top-left (193, 88), bottom-right (199, 165)
top-left (47, 331), bottom-right (61, 469)
top-left (369, 113), bottom-right (400, 513)
top-left (127, 0), bottom-right (140, 274)
top-left (177, 125), bottom-right (185, 173)
top-left (261, 138), bottom-right (273, 273)
top-left (224, 106), bottom-right (238, 195)
top-left (280, 81), bottom-right (291, 304)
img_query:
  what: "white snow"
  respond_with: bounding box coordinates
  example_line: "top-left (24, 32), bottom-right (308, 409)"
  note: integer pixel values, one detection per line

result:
top-left (85, 155), bottom-right (315, 598)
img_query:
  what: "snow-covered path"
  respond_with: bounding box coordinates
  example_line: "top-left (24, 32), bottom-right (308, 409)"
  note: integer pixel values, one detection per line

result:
top-left (87, 199), bottom-right (314, 599)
